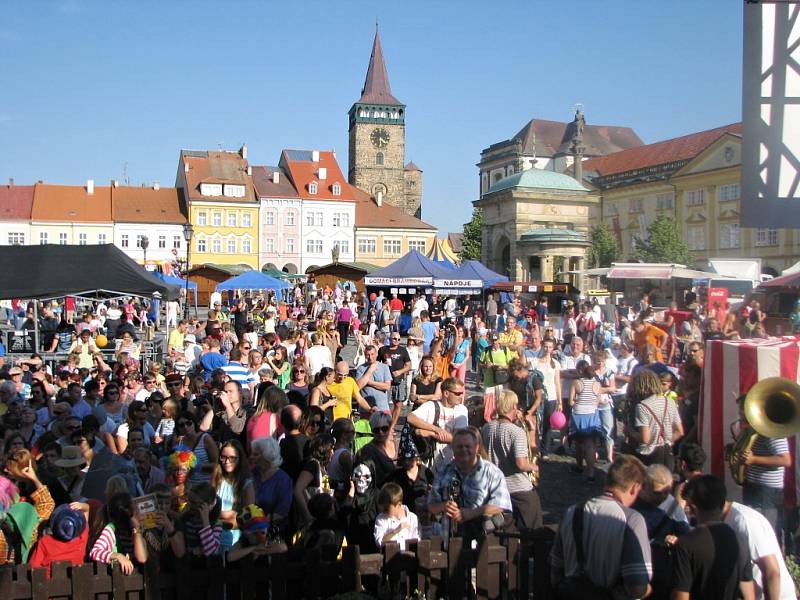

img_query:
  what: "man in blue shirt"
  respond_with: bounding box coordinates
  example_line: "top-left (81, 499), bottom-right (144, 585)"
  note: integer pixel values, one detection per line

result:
top-left (199, 337), bottom-right (227, 381)
top-left (355, 345), bottom-right (393, 412)
top-left (420, 310), bottom-right (438, 354)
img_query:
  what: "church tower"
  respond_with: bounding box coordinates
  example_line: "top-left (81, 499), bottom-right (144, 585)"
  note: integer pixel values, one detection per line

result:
top-left (349, 30), bottom-right (422, 217)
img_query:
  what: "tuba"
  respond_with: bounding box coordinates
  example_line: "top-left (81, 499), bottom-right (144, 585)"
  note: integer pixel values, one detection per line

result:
top-left (727, 377), bottom-right (800, 485)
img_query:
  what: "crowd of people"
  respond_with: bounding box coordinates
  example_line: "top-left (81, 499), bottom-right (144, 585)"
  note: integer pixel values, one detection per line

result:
top-left (0, 283), bottom-right (796, 599)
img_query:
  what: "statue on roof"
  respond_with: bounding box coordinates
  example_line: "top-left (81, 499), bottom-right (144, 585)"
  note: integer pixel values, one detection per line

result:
top-left (574, 107), bottom-right (585, 141)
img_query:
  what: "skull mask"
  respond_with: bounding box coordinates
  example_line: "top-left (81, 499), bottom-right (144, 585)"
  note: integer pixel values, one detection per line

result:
top-left (352, 463), bottom-right (373, 495)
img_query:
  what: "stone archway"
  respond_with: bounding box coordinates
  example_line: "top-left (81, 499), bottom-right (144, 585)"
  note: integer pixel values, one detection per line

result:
top-left (495, 235), bottom-right (512, 278)
top-left (282, 263), bottom-right (298, 275)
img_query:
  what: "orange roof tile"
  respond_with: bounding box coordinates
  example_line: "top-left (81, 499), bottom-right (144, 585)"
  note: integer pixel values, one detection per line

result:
top-left (583, 122), bottom-right (742, 177)
top-left (112, 186), bottom-right (186, 223)
top-left (0, 184), bottom-right (34, 220)
top-left (180, 150), bottom-right (256, 203)
top-left (280, 150), bottom-right (354, 202)
top-left (350, 184), bottom-right (435, 230)
top-left (31, 183), bottom-right (112, 222)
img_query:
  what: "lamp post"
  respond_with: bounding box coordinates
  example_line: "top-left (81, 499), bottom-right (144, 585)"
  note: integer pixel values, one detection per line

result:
top-left (140, 235), bottom-right (149, 268)
top-left (182, 222), bottom-right (194, 319)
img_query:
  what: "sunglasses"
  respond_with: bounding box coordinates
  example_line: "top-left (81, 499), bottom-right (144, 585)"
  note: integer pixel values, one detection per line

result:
top-left (373, 426), bottom-right (390, 434)
top-left (295, 370), bottom-right (306, 374)
top-left (243, 346), bottom-right (251, 350)
top-left (447, 390), bottom-right (465, 396)
top-left (220, 455), bottom-right (239, 462)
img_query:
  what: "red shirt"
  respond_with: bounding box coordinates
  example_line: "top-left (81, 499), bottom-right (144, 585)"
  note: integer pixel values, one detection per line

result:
top-left (389, 298), bottom-right (403, 312)
top-left (29, 527), bottom-right (89, 573)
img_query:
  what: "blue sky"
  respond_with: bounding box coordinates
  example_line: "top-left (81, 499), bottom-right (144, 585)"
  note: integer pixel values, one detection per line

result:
top-left (0, 1), bottom-right (743, 234)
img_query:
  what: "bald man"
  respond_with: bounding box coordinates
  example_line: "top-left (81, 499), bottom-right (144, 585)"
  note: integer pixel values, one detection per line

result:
top-left (280, 404), bottom-right (309, 482)
top-left (329, 361), bottom-right (371, 421)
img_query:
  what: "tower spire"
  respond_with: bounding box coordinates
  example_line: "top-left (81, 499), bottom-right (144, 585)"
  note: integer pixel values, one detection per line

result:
top-left (356, 28), bottom-right (402, 105)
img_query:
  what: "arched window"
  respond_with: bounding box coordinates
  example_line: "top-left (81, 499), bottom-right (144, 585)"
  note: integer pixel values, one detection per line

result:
top-left (376, 153), bottom-right (384, 166)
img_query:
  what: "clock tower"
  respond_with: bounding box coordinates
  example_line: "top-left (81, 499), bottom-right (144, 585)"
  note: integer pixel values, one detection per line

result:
top-left (349, 30), bottom-right (422, 217)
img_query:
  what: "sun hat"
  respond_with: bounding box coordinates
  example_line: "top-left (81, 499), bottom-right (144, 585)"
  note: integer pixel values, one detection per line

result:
top-left (54, 446), bottom-right (86, 468)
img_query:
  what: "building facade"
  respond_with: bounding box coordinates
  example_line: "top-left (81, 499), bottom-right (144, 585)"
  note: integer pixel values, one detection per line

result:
top-left (280, 150), bottom-right (356, 273)
top-left (30, 182), bottom-right (114, 248)
top-left (348, 30), bottom-right (423, 218)
top-left (251, 165), bottom-right (303, 274)
top-left (585, 123), bottom-right (800, 276)
top-left (0, 182), bottom-right (34, 246)
top-left (111, 185), bottom-right (187, 267)
top-left (478, 111), bottom-right (642, 198)
top-left (175, 148), bottom-right (260, 269)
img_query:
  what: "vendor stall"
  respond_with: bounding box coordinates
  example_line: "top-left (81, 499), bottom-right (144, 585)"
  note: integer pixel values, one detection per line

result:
top-left (748, 271), bottom-right (800, 334)
top-left (364, 250), bottom-right (454, 297)
top-left (305, 262), bottom-right (380, 293)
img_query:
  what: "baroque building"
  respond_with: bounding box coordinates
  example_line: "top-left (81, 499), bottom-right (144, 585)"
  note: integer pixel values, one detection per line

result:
top-left (348, 30), bottom-right (423, 218)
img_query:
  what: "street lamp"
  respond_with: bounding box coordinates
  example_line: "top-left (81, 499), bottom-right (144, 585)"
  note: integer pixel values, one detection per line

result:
top-left (182, 222), bottom-right (194, 319)
top-left (139, 235), bottom-right (149, 268)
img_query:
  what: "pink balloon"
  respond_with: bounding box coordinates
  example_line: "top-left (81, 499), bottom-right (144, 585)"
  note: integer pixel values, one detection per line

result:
top-left (549, 410), bottom-right (567, 430)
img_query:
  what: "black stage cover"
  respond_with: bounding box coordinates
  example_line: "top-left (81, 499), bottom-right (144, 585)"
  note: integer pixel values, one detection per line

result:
top-left (0, 244), bottom-right (181, 300)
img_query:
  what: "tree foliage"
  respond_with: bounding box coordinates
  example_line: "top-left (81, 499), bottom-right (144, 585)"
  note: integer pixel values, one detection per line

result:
top-left (632, 215), bottom-right (693, 264)
top-left (460, 207), bottom-right (483, 262)
top-left (589, 222), bottom-right (621, 268)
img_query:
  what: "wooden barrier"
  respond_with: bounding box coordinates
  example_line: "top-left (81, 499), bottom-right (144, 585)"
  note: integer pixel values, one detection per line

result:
top-left (0, 531), bottom-right (557, 599)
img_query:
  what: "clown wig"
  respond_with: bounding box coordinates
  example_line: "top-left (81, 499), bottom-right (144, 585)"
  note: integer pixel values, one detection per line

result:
top-left (166, 450), bottom-right (198, 473)
top-left (0, 476), bottom-right (19, 513)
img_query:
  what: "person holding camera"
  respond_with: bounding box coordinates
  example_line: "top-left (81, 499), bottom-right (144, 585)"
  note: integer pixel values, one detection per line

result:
top-left (427, 428), bottom-right (511, 542)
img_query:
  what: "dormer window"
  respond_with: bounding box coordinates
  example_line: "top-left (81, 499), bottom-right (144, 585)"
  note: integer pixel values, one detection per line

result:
top-left (309, 182), bottom-right (318, 194)
top-left (223, 184), bottom-right (245, 198)
top-left (332, 183), bottom-right (341, 196)
top-left (200, 183), bottom-right (223, 196)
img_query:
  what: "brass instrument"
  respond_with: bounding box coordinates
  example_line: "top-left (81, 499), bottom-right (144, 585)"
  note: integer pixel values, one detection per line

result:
top-left (726, 377), bottom-right (800, 485)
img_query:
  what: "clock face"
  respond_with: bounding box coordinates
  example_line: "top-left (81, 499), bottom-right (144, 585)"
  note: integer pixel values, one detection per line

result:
top-left (370, 128), bottom-right (390, 148)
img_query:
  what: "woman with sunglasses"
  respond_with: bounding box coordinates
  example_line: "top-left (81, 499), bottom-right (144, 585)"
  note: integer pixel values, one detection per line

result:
top-left (286, 364), bottom-right (310, 407)
top-left (211, 440), bottom-right (254, 550)
top-left (169, 411), bottom-right (218, 484)
top-left (301, 405), bottom-right (327, 439)
top-left (355, 412), bottom-right (397, 489)
top-left (94, 383), bottom-right (128, 431)
top-left (293, 433), bottom-right (335, 526)
top-left (116, 400), bottom-right (155, 454)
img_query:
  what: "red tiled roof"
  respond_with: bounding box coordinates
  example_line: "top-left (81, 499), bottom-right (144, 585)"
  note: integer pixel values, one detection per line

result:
top-left (112, 186), bottom-right (186, 223)
top-left (510, 118), bottom-right (643, 158)
top-left (404, 161), bottom-right (422, 172)
top-left (180, 150), bottom-right (256, 203)
top-left (350, 184), bottom-right (435, 230)
top-left (0, 184), bottom-right (34, 220)
top-left (31, 184), bottom-right (112, 222)
top-left (583, 122), bottom-right (743, 177)
top-left (356, 30), bottom-right (402, 106)
top-left (251, 166), bottom-right (300, 199)
top-left (280, 150), bottom-right (354, 202)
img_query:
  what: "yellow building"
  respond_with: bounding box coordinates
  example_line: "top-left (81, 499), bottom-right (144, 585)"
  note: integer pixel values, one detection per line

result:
top-left (351, 185), bottom-right (437, 267)
top-left (175, 147), bottom-right (260, 269)
top-left (585, 123), bottom-right (800, 276)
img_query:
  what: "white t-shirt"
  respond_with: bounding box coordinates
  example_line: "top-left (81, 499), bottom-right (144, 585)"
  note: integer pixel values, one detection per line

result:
top-left (305, 345), bottom-right (333, 380)
top-left (373, 505), bottom-right (420, 551)
top-left (115, 421), bottom-right (156, 446)
top-left (725, 502), bottom-right (795, 600)
top-left (412, 298), bottom-right (429, 319)
top-left (615, 355), bottom-right (638, 395)
top-left (411, 400), bottom-right (468, 470)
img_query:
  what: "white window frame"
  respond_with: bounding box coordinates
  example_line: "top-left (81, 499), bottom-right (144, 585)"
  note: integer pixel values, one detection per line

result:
top-left (8, 232), bottom-right (25, 245)
top-left (656, 193), bottom-right (674, 211)
top-left (197, 237), bottom-right (207, 253)
top-left (687, 226), bottom-right (706, 250)
top-left (685, 189), bottom-right (705, 206)
top-left (358, 238), bottom-right (376, 254)
top-left (719, 223), bottom-right (741, 249)
top-left (197, 211), bottom-right (207, 226)
top-left (211, 238), bottom-right (222, 253)
top-left (332, 183), bottom-right (342, 196)
top-left (337, 240), bottom-right (350, 255)
top-left (286, 211), bottom-right (295, 226)
top-left (173, 236), bottom-right (181, 249)
top-left (309, 182), bottom-right (318, 195)
top-left (383, 239), bottom-right (402, 255)
top-left (158, 235), bottom-right (166, 249)
top-left (98, 233), bottom-right (107, 244)
top-left (241, 238), bottom-right (251, 254)
top-left (755, 228), bottom-right (779, 247)
top-left (227, 238), bottom-right (237, 254)
top-left (265, 238), bottom-right (274, 253)
top-left (241, 213), bottom-right (252, 228)
top-left (78, 233), bottom-right (87, 246)
top-left (39, 232), bottom-right (48, 245)
top-left (718, 183), bottom-right (740, 202)
top-left (227, 212), bottom-right (237, 227)
top-left (306, 239), bottom-right (322, 254)
top-left (121, 234), bottom-right (128, 248)
top-left (286, 238), bottom-right (295, 253)
top-left (265, 210), bottom-right (275, 226)
top-left (408, 239), bottom-right (426, 253)
top-left (212, 212), bottom-right (222, 226)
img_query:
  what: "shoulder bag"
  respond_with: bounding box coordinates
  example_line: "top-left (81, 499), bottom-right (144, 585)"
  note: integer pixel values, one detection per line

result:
top-left (554, 501), bottom-right (613, 600)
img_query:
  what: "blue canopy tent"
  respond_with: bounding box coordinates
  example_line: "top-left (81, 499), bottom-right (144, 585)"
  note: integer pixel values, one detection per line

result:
top-left (453, 260), bottom-right (508, 288)
top-left (363, 250), bottom-right (456, 286)
top-left (216, 270), bottom-right (290, 293)
top-left (154, 273), bottom-right (198, 300)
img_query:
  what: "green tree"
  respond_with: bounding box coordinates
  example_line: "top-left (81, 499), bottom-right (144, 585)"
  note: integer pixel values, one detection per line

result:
top-left (589, 222), bottom-right (621, 267)
top-left (632, 215), bottom-right (693, 264)
top-left (460, 207), bottom-right (483, 261)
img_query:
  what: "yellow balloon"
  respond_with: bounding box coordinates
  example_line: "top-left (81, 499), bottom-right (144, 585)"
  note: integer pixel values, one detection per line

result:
top-left (95, 334), bottom-right (108, 349)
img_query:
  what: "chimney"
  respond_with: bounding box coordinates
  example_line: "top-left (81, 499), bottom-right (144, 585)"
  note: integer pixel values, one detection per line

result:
top-left (240, 144), bottom-right (248, 160)
top-left (318, 167), bottom-right (327, 180)
top-left (376, 190), bottom-right (383, 207)
top-left (7, 177), bottom-right (13, 188)
top-left (184, 162), bottom-right (190, 174)
top-left (272, 171), bottom-right (280, 184)
top-left (247, 165), bottom-right (252, 176)
top-left (312, 150), bottom-right (320, 162)
top-left (87, 179), bottom-right (94, 195)
top-left (153, 181), bottom-right (160, 191)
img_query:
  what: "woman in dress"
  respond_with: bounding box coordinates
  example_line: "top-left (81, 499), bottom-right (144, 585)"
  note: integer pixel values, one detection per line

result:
top-left (448, 325), bottom-right (471, 384)
top-left (212, 440), bottom-right (254, 551)
top-left (409, 357), bottom-right (442, 406)
top-left (94, 382), bottom-right (128, 431)
top-left (568, 360), bottom-right (602, 482)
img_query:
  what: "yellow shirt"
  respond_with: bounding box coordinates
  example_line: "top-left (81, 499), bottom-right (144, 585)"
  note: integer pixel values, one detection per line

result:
top-left (329, 377), bottom-right (360, 421)
top-left (499, 329), bottom-right (523, 349)
top-left (168, 329), bottom-right (185, 351)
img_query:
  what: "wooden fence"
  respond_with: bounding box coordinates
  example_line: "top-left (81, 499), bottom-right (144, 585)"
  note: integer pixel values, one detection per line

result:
top-left (0, 530), bottom-right (556, 600)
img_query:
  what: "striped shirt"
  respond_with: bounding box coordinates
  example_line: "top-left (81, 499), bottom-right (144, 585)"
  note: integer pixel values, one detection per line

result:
top-left (482, 420), bottom-right (532, 494)
top-left (746, 435), bottom-right (789, 489)
top-left (222, 361), bottom-right (257, 387)
top-left (551, 495), bottom-right (652, 592)
top-left (573, 378), bottom-right (599, 415)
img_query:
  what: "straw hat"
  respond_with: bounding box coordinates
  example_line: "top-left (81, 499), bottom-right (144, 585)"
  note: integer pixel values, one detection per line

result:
top-left (54, 446), bottom-right (86, 468)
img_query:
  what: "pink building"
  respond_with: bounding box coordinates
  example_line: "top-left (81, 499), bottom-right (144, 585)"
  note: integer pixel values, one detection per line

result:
top-left (251, 165), bottom-right (302, 274)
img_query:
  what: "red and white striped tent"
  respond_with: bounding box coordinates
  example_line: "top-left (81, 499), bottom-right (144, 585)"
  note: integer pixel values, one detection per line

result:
top-left (700, 337), bottom-right (800, 504)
